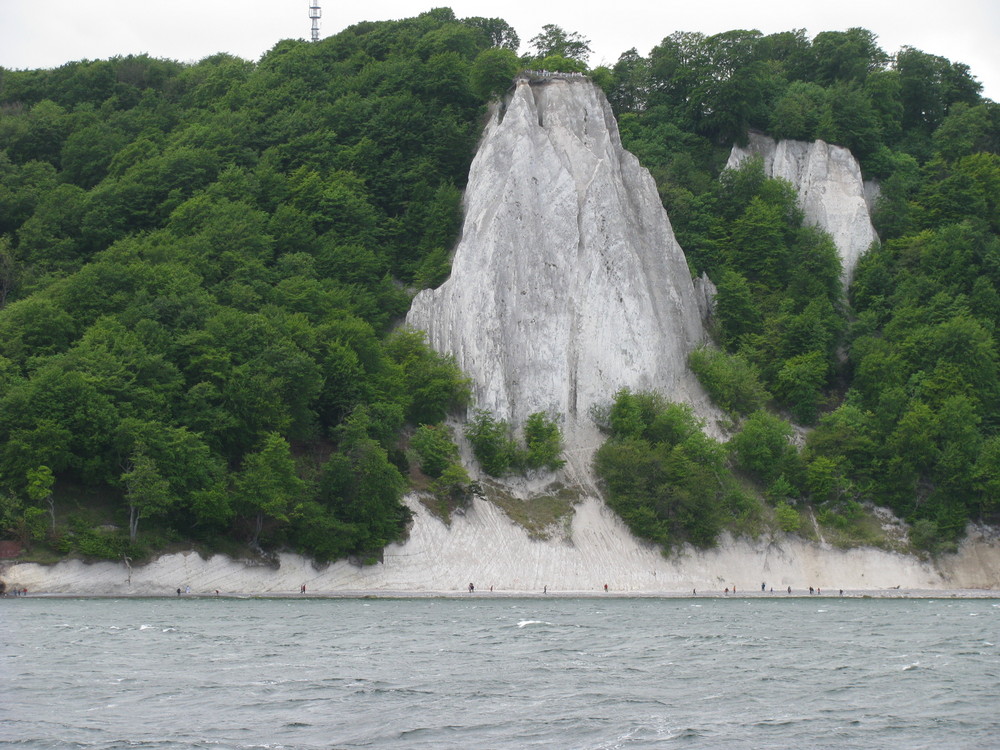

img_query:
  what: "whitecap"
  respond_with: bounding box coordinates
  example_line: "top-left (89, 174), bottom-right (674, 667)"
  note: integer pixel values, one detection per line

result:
top-left (902, 662), bottom-right (920, 671)
top-left (517, 620), bottom-right (551, 628)
top-left (140, 624), bottom-right (155, 630)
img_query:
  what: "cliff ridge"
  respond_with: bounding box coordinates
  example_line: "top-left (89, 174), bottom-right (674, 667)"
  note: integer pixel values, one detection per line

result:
top-left (408, 78), bottom-right (716, 467)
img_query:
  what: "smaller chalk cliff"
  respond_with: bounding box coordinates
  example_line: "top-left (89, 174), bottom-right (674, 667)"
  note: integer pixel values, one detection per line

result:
top-left (408, 78), bottom-right (715, 459)
top-left (726, 132), bottom-right (878, 282)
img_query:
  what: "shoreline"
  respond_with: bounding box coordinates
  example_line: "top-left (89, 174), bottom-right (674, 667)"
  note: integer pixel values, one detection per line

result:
top-left (6, 588), bottom-right (998, 600)
top-left (4, 495), bottom-right (999, 598)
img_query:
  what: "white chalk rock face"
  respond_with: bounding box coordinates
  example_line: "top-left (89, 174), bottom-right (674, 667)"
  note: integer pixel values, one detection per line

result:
top-left (726, 132), bottom-right (878, 282)
top-left (408, 79), bottom-right (712, 450)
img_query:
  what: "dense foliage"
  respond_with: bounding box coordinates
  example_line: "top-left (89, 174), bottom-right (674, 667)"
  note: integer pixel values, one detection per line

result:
top-left (465, 410), bottom-right (565, 476)
top-left (0, 9), bottom-right (499, 560)
top-left (594, 389), bottom-right (759, 549)
top-left (599, 27), bottom-right (1000, 549)
top-left (2, 10), bottom-right (998, 560)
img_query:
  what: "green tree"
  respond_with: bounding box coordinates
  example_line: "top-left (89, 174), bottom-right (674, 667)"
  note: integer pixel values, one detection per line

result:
top-left (469, 47), bottom-right (520, 100)
top-left (522, 412), bottom-right (565, 471)
top-left (816, 81), bottom-right (883, 159)
top-left (607, 49), bottom-right (650, 114)
top-left (730, 410), bottom-right (800, 486)
top-left (972, 436), bottom-right (1000, 519)
top-left (465, 410), bottom-right (517, 476)
top-left (774, 351), bottom-right (828, 424)
top-left (595, 392), bottom-right (732, 549)
top-left (26, 465), bottom-right (56, 533)
top-left (324, 406), bottom-right (409, 551)
top-left (933, 103), bottom-right (995, 161)
top-left (529, 25), bottom-right (592, 64)
top-left (713, 269), bottom-right (763, 350)
top-left (809, 28), bottom-right (887, 85)
top-left (688, 346), bottom-right (770, 417)
top-left (233, 433), bottom-right (305, 547)
top-left (411, 423), bottom-right (458, 478)
top-left (121, 447), bottom-right (174, 542)
top-left (805, 455), bottom-right (845, 503)
top-left (463, 17), bottom-right (520, 50)
top-left (775, 501), bottom-right (801, 533)
top-left (60, 122), bottom-right (126, 188)
top-left (384, 328), bottom-right (471, 426)
top-left (429, 462), bottom-right (472, 509)
top-left (769, 82), bottom-right (827, 141)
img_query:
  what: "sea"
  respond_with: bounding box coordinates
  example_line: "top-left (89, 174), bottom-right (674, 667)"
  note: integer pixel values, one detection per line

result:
top-left (1, 596), bottom-right (998, 749)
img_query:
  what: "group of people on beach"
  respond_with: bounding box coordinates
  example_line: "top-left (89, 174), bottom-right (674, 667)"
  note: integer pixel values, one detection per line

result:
top-left (711, 583), bottom-right (844, 595)
top-left (159, 580), bottom-right (848, 597)
top-left (465, 583), bottom-right (606, 594)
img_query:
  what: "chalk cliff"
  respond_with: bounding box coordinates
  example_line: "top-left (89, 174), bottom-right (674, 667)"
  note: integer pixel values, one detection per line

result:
top-left (408, 78), bottom-right (714, 464)
top-left (8, 87), bottom-right (1000, 595)
top-left (6, 497), bottom-right (999, 595)
top-left (726, 132), bottom-right (878, 282)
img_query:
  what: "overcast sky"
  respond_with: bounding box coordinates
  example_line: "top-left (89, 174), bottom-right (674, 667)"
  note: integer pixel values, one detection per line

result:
top-left (1, 1), bottom-right (997, 100)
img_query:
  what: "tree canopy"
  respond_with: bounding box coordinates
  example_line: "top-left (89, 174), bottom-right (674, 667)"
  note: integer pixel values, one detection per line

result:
top-left (0, 10), bottom-right (492, 561)
top-left (1, 11), bottom-right (997, 561)
top-left (601, 25), bottom-right (998, 549)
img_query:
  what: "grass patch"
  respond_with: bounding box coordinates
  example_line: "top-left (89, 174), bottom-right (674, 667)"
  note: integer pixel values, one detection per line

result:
top-left (816, 503), bottom-right (904, 551)
top-left (479, 481), bottom-right (580, 540)
top-left (416, 492), bottom-right (462, 525)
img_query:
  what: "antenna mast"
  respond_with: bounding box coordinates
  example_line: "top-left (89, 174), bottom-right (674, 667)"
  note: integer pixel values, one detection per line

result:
top-left (309, 1), bottom-right (322, 42)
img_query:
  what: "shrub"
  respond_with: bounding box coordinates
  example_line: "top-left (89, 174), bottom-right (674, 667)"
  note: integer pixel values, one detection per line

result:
top-left (730, 410), bottom-right (801, 486)
top-left (775, 501), bottom-right (801, 533)
top-left (465, 410), bottom-right (517, 476)
top-left (411, 424), bottom-right (458, 478)
top-left (522, 412), bottom-right (565, 471)
top-left (688, 345), bottom-right (770, 416)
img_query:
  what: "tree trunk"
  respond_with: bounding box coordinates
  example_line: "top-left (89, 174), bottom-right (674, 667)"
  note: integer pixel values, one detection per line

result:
top-left (251, 511), bottom-right (264, 546)
top-left (129, 504), bottom-right (140, 542)
top-left (47, 496), bottom-right (56, 534)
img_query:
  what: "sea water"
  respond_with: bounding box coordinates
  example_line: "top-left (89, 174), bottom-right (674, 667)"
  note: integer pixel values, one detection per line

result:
top-left (1, 596), bottom-right (998, 749)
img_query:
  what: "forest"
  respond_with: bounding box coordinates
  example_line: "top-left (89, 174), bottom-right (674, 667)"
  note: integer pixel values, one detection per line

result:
top-left (0, 9), bottom-right (997, 562)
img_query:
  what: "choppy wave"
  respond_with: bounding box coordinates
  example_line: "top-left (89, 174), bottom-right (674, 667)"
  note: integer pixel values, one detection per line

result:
top-left (2, 597), bottom-right (998, 749)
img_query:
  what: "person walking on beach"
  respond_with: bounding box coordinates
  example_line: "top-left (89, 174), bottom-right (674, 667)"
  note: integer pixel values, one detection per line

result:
top-left (468, 582), bottom-right (474, 593)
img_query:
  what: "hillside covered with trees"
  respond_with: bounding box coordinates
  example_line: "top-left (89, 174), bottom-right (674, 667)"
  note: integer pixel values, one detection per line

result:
top-left (0, 9), bottom-right (997, 563)
top-left (592, 28), bottom-right (1000, 553)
